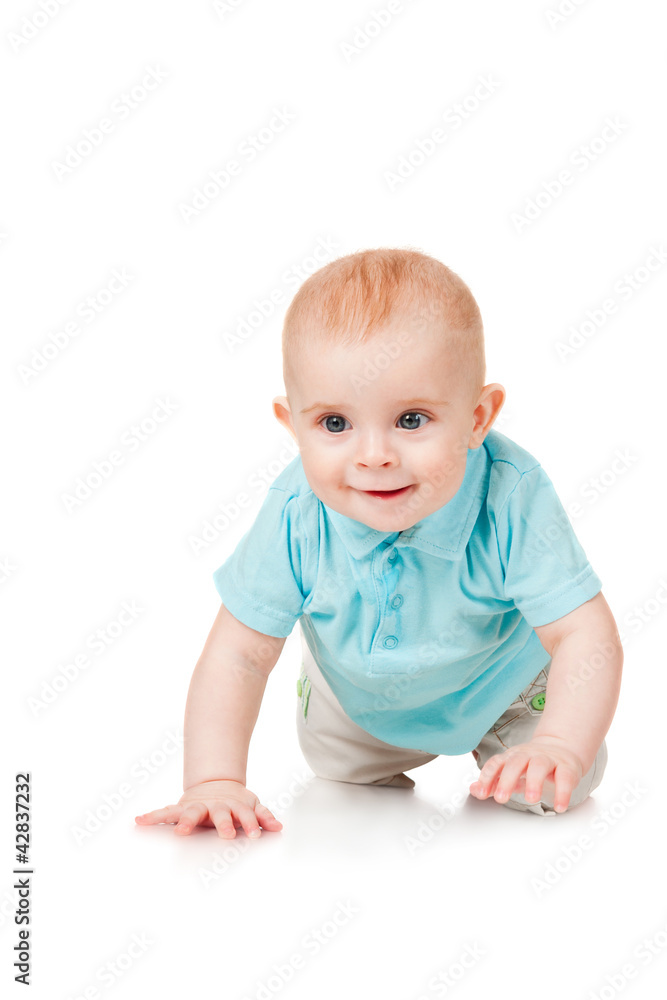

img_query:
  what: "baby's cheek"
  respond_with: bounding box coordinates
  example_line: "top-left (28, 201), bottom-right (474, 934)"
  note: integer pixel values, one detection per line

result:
top-left (420, 464), bottom-right (458, 501)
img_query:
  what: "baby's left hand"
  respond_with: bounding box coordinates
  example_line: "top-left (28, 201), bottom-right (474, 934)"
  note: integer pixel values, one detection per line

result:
top-left (469, 736), bottom-right (585, 813)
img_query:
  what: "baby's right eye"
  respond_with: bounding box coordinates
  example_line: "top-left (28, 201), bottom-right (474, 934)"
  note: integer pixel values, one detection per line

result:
top-left (320, 415), bottom-right (349, 433)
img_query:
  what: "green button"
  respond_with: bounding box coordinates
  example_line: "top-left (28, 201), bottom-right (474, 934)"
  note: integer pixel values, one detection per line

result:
top-left (531, 692), bottom-right (546, 711)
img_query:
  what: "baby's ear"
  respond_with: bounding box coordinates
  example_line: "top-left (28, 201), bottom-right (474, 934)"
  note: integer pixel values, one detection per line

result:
top-left (272, 395), bottom-right (297, 441)
top-left (469, 383), bottom-right (506, 447)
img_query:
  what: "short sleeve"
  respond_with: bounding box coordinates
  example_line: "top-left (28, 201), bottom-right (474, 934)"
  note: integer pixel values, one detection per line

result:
top-left (212, 487), bottom-right (307, 638)
top-left (496, 465), bottom-right (602, 627)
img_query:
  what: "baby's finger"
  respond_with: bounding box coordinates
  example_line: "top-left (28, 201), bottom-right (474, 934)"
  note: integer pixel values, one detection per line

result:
top-left (523, 755), bottom-right (554, 803)
top-left (135, 805), bottom-right (181, 826)
top-left (174, 802), bottom-right (209, 835)
top-left (208, 805), bottom-right (238, 840)
top-left (255, 803), bottom-right (283, 830)
top-left (232, 804), bottom-right (263, 839)
top-left (471, 754), bottom-right (506, 794)
top-left (479, 771), bottom-right (501, 798)
top-left (492, 754), bottom-right (530, 803)
top-left (470, 773), bottom-right (500, 799)
top-left (552, 763), bottom-right (580, 813)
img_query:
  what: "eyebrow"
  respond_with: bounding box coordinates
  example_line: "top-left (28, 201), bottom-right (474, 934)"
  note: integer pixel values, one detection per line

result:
top-left (300, 399), bottom-right (451, 414)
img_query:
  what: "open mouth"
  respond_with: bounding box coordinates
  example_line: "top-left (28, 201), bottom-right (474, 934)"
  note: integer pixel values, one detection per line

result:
top-left (362, 485), bottom-right (413, 500)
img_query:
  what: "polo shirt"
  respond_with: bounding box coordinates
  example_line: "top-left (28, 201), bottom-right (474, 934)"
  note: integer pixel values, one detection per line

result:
top-left (212, 428), bottom-right (602, 755)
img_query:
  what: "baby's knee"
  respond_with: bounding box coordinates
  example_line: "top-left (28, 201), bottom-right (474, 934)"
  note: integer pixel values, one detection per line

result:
top-left (303, 755), bottom-right (415, 788)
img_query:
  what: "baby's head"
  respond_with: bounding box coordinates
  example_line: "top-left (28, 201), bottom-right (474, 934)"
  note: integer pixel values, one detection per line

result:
top-left (272, 247), bottom-right (505, 531)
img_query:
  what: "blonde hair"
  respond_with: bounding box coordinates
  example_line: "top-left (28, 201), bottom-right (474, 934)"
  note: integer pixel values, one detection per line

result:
top-left (281, 246), bottom-right (485, 403)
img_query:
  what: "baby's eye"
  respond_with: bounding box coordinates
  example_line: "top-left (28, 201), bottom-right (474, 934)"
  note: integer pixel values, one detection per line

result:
top-left (398, 412), bottom-right (429, 430)
top-left (321, 415), bottom-right (350, 434)
top-left (319, 412), bottom-right (430, 433)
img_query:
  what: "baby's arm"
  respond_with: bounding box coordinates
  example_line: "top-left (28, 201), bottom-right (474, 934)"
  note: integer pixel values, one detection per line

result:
top-left (470, 591), bottom-right (623, 811)
top-left (135, 603), bottom-right (286, 839)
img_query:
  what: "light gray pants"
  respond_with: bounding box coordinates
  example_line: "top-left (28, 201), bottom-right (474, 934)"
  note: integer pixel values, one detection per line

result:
top-left (296, 635), bottom-right (608, 817)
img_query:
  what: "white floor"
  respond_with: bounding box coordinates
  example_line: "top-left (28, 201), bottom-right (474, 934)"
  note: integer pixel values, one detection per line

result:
top-left (7, 631), bottom-right (661, 1000)
top-left (3, 2), bottom-right (665, 997)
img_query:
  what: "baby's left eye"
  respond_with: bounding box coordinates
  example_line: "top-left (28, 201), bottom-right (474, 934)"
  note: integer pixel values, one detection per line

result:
top-left (398, 412), bottom-right (429, 430)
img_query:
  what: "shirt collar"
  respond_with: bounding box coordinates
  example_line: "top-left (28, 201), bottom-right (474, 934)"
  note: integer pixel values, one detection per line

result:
top-left (325, 443), bottom-right (489, 561)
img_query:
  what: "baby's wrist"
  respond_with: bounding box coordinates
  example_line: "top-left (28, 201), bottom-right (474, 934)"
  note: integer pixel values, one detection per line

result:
top-left (184, 776), bottom-right (246, 790)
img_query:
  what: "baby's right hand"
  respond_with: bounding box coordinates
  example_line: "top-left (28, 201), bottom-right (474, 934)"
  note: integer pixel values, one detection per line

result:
top-left (135, 779), bottom-right (283, 839)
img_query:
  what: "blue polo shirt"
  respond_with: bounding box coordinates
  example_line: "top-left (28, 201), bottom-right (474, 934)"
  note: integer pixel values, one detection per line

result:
top-left (212, 429), bottom-right (602, 755)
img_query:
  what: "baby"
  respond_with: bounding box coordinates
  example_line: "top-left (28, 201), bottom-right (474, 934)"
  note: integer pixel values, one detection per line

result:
top-left (136, 247), bottom-right (623, 838)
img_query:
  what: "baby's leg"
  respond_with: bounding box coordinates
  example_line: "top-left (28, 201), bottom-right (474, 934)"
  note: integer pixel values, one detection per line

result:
top-left (471, 664), bottom-right (608, 816)
top-left (297, 637), bottom-right (437, 788)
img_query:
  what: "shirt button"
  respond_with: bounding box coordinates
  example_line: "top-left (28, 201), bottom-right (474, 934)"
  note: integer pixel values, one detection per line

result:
top-left (531, 693), bottom-right (546, 711)
top-left (387, 549), bottom-right (398, 562)
top-left (383, 635), bottom-right (398, 649)
top-left (390, 595), bottom-right (403, 609)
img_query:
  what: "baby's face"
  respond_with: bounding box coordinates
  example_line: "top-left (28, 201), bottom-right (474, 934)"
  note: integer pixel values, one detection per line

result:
top-left (273, 318), bottom-right (500, 532)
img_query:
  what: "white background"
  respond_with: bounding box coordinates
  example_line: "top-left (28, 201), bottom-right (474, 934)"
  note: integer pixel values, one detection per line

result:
top-left (2, 1), bottom-right (666, 997)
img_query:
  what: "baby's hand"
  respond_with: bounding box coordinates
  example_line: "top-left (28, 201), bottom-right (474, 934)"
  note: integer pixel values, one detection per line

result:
top-left (135, 779), bottom-right (283, 839)
top-left (469, 737), bottom-right (585, 813)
